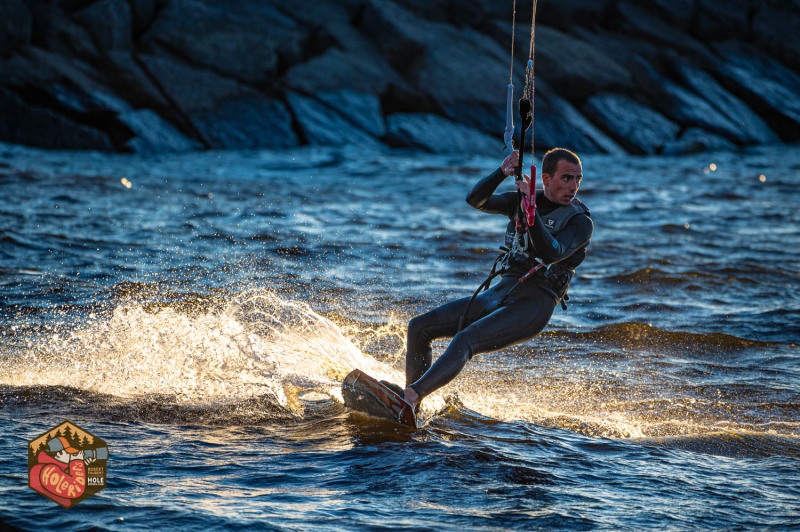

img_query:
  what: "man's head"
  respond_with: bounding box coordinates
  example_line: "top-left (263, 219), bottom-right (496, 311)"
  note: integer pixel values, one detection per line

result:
top-left (541, 148), bottom-right (582, 205)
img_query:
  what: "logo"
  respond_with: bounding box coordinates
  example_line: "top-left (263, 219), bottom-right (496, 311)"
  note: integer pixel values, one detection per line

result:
top-left (28, 421), bottom-right (109, 508)
top-left (545, 218), bottom-right (556, 229)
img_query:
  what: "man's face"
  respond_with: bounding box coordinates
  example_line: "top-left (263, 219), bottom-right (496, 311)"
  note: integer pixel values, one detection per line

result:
top-left (542, 159), bottom-right (582, 205)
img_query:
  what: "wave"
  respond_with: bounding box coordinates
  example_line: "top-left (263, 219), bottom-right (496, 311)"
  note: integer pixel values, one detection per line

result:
top-left (0, 290), bottom-right (405, 417)
top-left (544, 321), bottom-right (773, 351)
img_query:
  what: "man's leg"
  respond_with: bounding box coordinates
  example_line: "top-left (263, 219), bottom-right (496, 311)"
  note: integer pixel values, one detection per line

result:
top-left (407, 292), bottom-right (556, 402)
top-left (405, 296), bottom-right (471, 386)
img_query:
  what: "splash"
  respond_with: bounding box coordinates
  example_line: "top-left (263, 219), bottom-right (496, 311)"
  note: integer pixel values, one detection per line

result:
top-left (0, 290), bottom-right (404, 416)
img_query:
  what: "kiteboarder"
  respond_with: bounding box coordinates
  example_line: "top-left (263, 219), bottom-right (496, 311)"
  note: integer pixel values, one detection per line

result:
top-left (399, 147), bottom-right (593, 411)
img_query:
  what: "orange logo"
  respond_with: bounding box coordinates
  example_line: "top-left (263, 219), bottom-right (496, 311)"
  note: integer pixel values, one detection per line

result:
top-left (28, 421), bottom-right (109, 508)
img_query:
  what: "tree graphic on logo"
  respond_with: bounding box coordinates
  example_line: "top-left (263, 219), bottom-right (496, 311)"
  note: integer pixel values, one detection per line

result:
top-left (28, 421), bottom-right (109, 508)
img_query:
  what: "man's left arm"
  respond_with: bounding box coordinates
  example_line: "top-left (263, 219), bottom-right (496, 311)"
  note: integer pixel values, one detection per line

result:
top-left (528, 214), bottom-right (593, 264)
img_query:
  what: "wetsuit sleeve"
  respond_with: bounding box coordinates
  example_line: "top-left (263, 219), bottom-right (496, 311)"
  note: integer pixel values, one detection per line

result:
top-left (529, 213), bottom-right (593, 264)
top-left (465, 168), bottom-right (515, 216)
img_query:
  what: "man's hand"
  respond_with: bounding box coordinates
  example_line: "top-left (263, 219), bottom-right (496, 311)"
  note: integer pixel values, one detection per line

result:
top-left (501, 150), bottom-right (520, 176)
top-left (515, 174), bottom-right (531, 196)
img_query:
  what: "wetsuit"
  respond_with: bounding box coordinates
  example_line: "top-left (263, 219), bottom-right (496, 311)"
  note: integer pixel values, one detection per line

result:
top-left (405, 167), bottom-right (593, 399)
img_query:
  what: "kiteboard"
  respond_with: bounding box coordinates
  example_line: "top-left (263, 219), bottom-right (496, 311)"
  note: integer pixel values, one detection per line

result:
top-left (342, 369), bottom-right (417, 428)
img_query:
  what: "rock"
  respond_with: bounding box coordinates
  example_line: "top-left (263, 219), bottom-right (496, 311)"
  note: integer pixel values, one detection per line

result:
top-left (633, 58), bottom-right (756, 145)
top-left (137, 52), bottom-right (244, 111)
top-left (662, 128), bottom-right (737, 155)
top-left (357, 2), bottom-right (512, 134)
top-left (692, 0), bottom-right (752, 39)
top-left (752, 3), bottom-right (800, 71)
top-left (0, 88), bottom-right (114, 150)
top-left (535, 88), bottom-right (625, 155)
top-left (283, 47), bottom-right (403, 96)
top-left (671, 62), bottom-right (780, 145)
top-left (28, 2), bottom-right (98, 58)
top-left (711, 41), bottom-right (800, 139)
top-left (73, 0), bottom-right (132, 52)
top-left (358, 0), bottom-right (441, 72)
top-left (611, 1), bottom-right (710, 59)
top-left (119, 109), bottom-right (201, 153)
top-left (535, 26), bottom-right (635, 102)
top-left (139, 53), bottom-right (297, 149)
top-left (194, 96), bottom-right (298, 149)
top-left (129, 0), bottom-right (158, 37)
top-left (286, 92), bottom-right (380, 148)
top-left (96, 52), bottom-right (172, 112)
top-left (572, 28), bottom-right (664, 73)
top-left (139, 0), bottom-right (307, 85)
top-left (649, 0), bottom-right (696, 30)
top-left (583, 93), bottom-right (680, 155)
top-left (315, 90), bottom-right (385, 137)
top-left (405, 26), bottom-right (511, 134)
top-left (0, 0), bottom-right (32, 56)
top-left (384, 113), bottom-right (499, 155)
top-left (537, 0), bottom-right (615, 29)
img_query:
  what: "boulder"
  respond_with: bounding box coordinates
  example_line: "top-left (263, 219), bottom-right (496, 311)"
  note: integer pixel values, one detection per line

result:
top-left (535, 88), bottom-right (625, 155)
top-left (692, 0), bottom-right (752, 39)
top-left (358, 0), bottom-right (444, 72)
top-left (96, 52), bottom-right (173, 112)
top-left (119, 109), bottom-right (201, 153)
top-left (0, 0), bottom-right (32, 56)
top-left (583, 93), bottom-right (680, 154)
top-left (633, 58), bottom-right (757, 145)
top-left (752, 3), bottom-right (800, 71)
top-left (662, 128), bottom-right (737, 155)
top-left (710, 41), bottom-right (800, 139)
top-left (28, 2), bottom-right (98, 58)
top-left (537, 0), bottom-right (615, 29)
top-left (611, 1), bottom-right (710, 59)
top-left (315, 90), bottom-right (385, 137)
top-left (286, 92), bottom-right (381, 148)
top-left (535, 26), bottom-right (635, 102)
top-left (570, 28), bottom-right (664, 73)
top-left (137, 52), bottom-right (247, 111)
top-left (282, 47), bottom-right (404, 96)
top-left (671, 62), bottom-right (780, 145)
top-left (0, 88), bottom-right (114, 150)
top-left (649, 0), bottom-right (696, 30)
top-left (73, 0), bottom-right (132, 52)
top-left (193, 96), bottom-right (298, 149)
top-left (384, 113), bottom-right (499, 155)
top-left (139, 0), bottom-right (307, 85)
top-left (404, 26), bottom-right (511, 134)
top-left (139, 53), bottom-right (297, 149)
top-left (129, 0), bottom-right (158, 37)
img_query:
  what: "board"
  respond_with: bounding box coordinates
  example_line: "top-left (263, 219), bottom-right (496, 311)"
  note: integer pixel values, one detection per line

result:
top-left (342, 369), bottom-right (417, 428)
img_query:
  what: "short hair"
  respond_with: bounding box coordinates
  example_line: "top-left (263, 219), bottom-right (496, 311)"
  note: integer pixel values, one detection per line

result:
top-left (542, 148), bottom-right (581, 176)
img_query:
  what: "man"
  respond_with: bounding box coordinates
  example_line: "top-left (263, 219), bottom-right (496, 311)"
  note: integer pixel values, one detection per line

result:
top-left (399, 147), bottom-right (593, 411)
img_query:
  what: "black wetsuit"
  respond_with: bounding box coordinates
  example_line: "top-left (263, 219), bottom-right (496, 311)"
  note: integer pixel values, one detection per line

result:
top-left (405, 167), bottom-right (593, 399)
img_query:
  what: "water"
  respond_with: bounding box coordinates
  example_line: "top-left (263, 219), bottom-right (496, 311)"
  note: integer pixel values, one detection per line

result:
top-left (1, 142), bottom-right (798, 529)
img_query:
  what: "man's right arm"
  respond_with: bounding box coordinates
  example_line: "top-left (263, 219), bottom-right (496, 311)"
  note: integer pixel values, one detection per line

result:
top-left (466, 168), bottom-right (514, 215)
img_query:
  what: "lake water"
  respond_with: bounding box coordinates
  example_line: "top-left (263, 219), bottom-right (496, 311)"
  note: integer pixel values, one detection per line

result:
top-left (1, 141), bottom-right (798, 529)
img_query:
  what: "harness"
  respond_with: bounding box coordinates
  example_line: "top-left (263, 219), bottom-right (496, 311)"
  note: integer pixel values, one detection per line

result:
top-left (457, 197), bottom-right (590, 333)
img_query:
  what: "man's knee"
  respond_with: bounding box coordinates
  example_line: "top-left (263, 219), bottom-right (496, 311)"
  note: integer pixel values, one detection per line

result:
top-left (450, 327), bottom-right (480, 360)
top-left (408, 313), bottom-right (434, 342)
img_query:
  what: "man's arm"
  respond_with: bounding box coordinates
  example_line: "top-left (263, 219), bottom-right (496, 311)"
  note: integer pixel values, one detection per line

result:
top-left (528, 213), bottom-right (593, 264)
top-left (466, 168), bottom-right (516, 215)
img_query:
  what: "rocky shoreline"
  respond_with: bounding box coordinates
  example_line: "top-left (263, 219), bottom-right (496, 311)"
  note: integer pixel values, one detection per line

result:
top-left (1, 0), bottom-right (798, 155)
